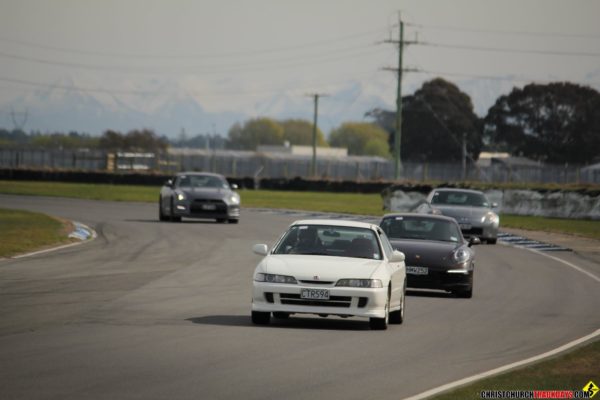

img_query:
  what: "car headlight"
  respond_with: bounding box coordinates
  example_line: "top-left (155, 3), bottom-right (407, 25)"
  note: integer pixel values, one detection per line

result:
top-left (453, 248), bottom-right (470, 264)
top-left (254, 273), bottom-right (297, 284)
top-left (481, 212), bottom-right (499, 225)
top-left (176, 192), bottom-right (185, 201)
top-left (336, 279), bottom-right (383, 288)
top-left (230, 194), bottom-right (240, 205)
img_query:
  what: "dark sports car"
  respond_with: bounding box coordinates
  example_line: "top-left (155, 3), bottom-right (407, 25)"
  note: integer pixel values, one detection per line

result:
top-left (159, 172), bottom-right (240, 223)
top-left (379, 213), bottom-right (479, 298)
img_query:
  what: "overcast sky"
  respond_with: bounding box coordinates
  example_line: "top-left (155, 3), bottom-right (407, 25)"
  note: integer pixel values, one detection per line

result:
top-left (1, 0), bottom-right (600, 130)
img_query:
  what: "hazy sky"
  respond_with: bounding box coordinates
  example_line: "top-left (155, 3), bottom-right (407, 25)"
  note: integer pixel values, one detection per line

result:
top-left (1, 0), bottom-right (600, 131)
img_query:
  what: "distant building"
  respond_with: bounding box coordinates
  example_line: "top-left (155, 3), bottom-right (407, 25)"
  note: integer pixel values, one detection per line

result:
top-left (257, 144), bottom-right (348, 158)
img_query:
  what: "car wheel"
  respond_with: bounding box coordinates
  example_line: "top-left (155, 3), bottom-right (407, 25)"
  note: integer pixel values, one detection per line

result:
top-left (251, 311), bottom-right (271, 325)
top-left (228, 219), bottom-right (239, 224)
top-left (216, 218), bottom-right (227, 223)
top-left (170, 199), bottom-right (181, 222)
top-left (272, 312), bottom-right (290, 319)
top-left (487, 238), bottom-right (497, 245)
top-left (369, 291), bottom-right (389, 330)
top-left (389, 282), bottom-right (405, 324)
top-left (158, 198), bottom-right (168, 222)
top-left (454, 287), bottom-right (473, 298)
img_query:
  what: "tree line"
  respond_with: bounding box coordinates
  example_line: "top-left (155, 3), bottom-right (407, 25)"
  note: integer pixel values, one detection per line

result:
top-left (1, 79), bottom-right (599, 164)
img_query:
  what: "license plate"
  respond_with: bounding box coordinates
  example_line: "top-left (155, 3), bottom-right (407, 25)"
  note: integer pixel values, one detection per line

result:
top-left (201, 204), bottom-right (217, 210)
top-left (459, 223), bottom-right (472, 230)
top-left (301, 288), bottom-right (330, 300)
top-left (406, 266), bottom-right (428, 275)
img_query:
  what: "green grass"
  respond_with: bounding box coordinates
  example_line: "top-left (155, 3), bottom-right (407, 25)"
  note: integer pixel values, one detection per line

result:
top-left (501, 214), bottom-right (600, 241)
top-left (431, 339), bottom-right (600, 400)
top-left (1, 180), bottom-right (599, 240)
top-left (0, 208), bottom-right (72, 257)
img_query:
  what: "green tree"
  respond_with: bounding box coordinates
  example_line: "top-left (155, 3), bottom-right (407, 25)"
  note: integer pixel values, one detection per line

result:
top-left (329, 122), bottom-right (390, 157)
top-left (227, 117), bottom-right (284, 150)
top-left (484, 82), bottom-right (600, 163)
top-left (367, 78), bottom-right (482, 162)
top-left (280, 119), bottom-right (328, 147)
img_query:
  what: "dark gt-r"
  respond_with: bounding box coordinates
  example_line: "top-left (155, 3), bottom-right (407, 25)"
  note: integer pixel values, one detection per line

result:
top-left (379, 213), bottom-right (480, 298)
top-left (159, 172), bottom-right (240, 223)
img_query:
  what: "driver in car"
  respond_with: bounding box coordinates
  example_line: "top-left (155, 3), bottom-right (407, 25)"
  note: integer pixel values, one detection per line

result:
top-left (291, 226), bottom-right (325, 254)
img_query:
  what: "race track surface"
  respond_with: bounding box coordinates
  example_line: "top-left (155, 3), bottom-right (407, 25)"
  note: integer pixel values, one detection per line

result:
top-left (1, 194), bottom-right (599, 400)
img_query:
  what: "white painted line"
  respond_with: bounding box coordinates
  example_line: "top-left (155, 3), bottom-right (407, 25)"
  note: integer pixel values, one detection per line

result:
top-left (527, 248), bottom-right (600, 283)
top-left (403, 328), bottom-right (600, 400)
top-left (11, 222), bottom-right (96, 260)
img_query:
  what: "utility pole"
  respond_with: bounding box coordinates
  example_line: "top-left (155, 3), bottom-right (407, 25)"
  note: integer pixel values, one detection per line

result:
top-left (462, 132), bottom-right (467, 181)
top-left (383, 13), bottom-right (418, 180)
top-left (306, 93), bottom-right (327, 177)
top-left (10, 108), bottom-right (28, 131)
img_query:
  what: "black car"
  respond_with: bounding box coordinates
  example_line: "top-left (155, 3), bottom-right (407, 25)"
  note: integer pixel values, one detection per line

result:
top-left (159, 172), bottom-right (240, 223)
top-left (379, 213), bottom-right (479, 298)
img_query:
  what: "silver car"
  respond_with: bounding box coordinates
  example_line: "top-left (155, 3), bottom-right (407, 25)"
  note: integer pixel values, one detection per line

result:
top-left (419, 188), bottom-right (499, 244)
top-left (159, 172), bottom-right (240, 223)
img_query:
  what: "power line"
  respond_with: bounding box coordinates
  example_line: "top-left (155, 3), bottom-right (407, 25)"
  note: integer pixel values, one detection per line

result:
top-left (414, 69), bottom-right (600, 86)
top-left (405, 22), bottom-right (600, 39)
top-left (0, 28), bottom-right (387, 60)
top-left (417, 41), bottom-right (600, 58)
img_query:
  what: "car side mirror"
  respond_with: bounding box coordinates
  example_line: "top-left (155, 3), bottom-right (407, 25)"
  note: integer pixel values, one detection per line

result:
top-left (252, 244), bottom-right (269, 256)
top-left (491, 202), bottom-right (499, 209)
top-left (165, 179), bottom-right (173, 188)
top-left (391, 250), bottom-right (405, 263)
top-left (231, 183), bottom-right (239, 190)
top-left (468, 237), bottom-right (481, 247)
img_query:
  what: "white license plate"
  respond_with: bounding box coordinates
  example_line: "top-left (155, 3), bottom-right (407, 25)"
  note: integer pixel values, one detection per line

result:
top-left (201, 204), bottom-right (217, 210)
top-left (301, 288), bottom-right (330, 300)
top-left (406, 266), bottom-right (429, 275)
top-left (459, 223), bottom-right (472, 230)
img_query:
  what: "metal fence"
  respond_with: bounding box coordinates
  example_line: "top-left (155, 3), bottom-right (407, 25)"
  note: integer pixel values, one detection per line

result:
top-left (1, 147), bottom-right (599, 184)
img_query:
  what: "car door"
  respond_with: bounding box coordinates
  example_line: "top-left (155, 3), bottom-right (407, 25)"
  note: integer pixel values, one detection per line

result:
top-left (377, 228), bottom-right (404, 309)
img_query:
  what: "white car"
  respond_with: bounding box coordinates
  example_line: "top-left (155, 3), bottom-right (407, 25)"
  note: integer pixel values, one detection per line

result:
top-left (251, 220), bottom-right (407, 330)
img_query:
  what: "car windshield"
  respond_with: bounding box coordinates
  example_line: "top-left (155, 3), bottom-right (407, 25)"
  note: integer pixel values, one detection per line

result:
top-left (273, 225), bottom-right (382, 260)
top-left (176, 175), bottom-right (228, 189)
top-left (380, 216), bottom-right (462, 243)
top-left (431, 191), bottom-right (489, 207)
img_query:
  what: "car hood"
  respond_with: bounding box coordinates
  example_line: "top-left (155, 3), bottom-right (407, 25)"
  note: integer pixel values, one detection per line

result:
top-left (389, 239), bottom-right (460, 267)
top-left (180, 188), bottom-right (231, 200)
top-left (432, 205), bottom-right (491, 222)
top-left (260, 255), bottom-right (383, 281)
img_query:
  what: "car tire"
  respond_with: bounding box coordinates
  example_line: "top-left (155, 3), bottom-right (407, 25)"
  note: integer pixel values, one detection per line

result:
top-left (454, 287), bottom-right (473, 298)
top-left (170, 199), bottom-right (181, 222)
top-left (487, 238), bottom-right (497, 245)
top-left (389, 282), bottom-right (405, 324)
top-left (272, 312), bottom-right (290, 319)
top-left (216, 218), bottom-right (227, 223)
top-left (251, 311), bottom-right (271, 325)
top-left (369, 292), bottom-right (389, 330)
top-left (228, 219), bottom-right (239, 224)
top-left (158, 198), bottom-right (168, 222)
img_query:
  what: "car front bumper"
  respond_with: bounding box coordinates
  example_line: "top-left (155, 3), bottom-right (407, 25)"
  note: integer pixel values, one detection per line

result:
top-left (461, 223), bottom-right (498, 240)
top-left (407, 270), bottom-right (473, 292)
top-left (251, 282), bottom-right (389, 319)
top-left (173, 202), bottom-right (240, 220)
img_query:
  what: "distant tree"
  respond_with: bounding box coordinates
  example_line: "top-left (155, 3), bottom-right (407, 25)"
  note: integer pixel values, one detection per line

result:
top-left (484, 82), bottom-right (600, 163)
top-left (227, 117), bottom-right (284, 150)
top-left (280, 119), bottom-right (328, 147)
top-left (367, 78), bottom-right (482, 162)
top-left (99, 129), bottom-right (167, 152)
top-left (29, 131), bottom-right (98, 149)
top-left (99, 130), bottom-right (124, 151)
top-left (329, 122), bottom-right (390, 157)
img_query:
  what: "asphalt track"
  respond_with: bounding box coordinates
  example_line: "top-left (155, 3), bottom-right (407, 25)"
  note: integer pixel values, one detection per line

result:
top-left (0, 194), bottom-right (599, 400)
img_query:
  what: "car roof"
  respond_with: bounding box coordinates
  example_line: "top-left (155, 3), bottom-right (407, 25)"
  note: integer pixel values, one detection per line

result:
top-left (291, 219), bottom-right (377, 230)
top-left (381, 213), bottom-right (458, 224)
top-left (176, 172), bottom-right (225, 178)
top-left (431, 187), bottom-right (484, 195)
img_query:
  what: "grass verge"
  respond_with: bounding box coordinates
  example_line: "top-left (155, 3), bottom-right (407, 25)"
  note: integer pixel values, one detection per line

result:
top-left (1, 180), bottom-right (599, 240)
top-left (431, 339), bottom-right (600, 400)
top-left (0, 208), bottom-right (72, 257)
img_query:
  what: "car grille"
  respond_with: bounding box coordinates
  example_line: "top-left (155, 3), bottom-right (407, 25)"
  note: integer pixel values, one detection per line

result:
top-left (298, 280), bottom-right (333, 285)
top-left (190, 199), bottom-right (227, 213)
top-left (461, 227), bottom-right (483, 236)
top-left (279, 293), bottom-right (352, 308)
